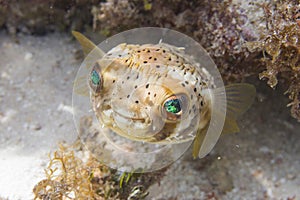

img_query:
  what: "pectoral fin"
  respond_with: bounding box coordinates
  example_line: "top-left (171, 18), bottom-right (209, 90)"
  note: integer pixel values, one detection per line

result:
top-left (72, 31), bottom-right (105, 96)
top-left (72, 31), bottom-right (105, 57)
top-left (222, 83), bottom-right (256, 134)
top-left (194, 83), bottom-right (256, 159)
top-left (221, 117), bottom-right (240, 135)
top-left (225, 83), bottom-right (256, 118)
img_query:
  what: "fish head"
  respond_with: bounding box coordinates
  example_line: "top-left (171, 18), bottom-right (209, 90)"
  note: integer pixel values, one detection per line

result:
top-left (89, 44), bottom-right (204, 143)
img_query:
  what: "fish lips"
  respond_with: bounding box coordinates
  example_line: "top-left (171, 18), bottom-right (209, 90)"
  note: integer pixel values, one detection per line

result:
top-left (111, 105), bottom-right (165, 140)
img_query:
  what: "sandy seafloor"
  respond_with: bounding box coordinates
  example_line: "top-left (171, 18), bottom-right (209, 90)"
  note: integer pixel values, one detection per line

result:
top-left (0, 31), bottom-right (299, 200)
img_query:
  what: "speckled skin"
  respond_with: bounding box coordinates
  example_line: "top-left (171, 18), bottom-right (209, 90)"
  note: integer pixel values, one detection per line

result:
top-left (89, 42), bottom-right (215, 144)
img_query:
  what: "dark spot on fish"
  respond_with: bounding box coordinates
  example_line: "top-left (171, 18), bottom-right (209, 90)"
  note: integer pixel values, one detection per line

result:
top-left (113, 80), bottom-right (116, 83)
top-left (127, 76), bottom-right (130, 80)
top-left (147, 49), bottom-right (150, 53)
top-left (176, 60), bottom-right (179, 63)
top-left (181, 83), bottom-right (185, 87)
top-left (143, 61), bottom-right (148, 64)
top-left (163, 50), bottom-right (166, 53)
top-left (135, 100), bottom-right (139, 104)
top-left (134, 85), bottom-right (138, 89)
top-left (156, 49), bottom-right (160, 51)
top-left (149, 57), bottom-right (152, 59)
top-left (198, 93), bottom-right (201, 97)
top-left (200, 100), bottom-right (204, 106)
top-left (185, 81), bottom-right (189, 85)
top-left (145, 83), bottom-right (149, 88)
top-left (154, 58), bottom-right (157, 61)
top-left (137, 50), bottom-right (141, 53)
top-left (118, 54), bottom-right (121, 57)
top-left (168, 58), bottom-right (171, 61)
top-left (148, 92), bottom-right (151, 95)
top-left (127, 95), bottom-right (130, 98)
top-left (156, 65), bottom-right (160, 68)
top-left (154, 94), bottom-right (157, 97)
top-left (119, 97), bottom-right (122, 100)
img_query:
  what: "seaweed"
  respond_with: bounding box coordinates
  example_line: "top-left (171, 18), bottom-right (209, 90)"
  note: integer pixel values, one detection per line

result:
top-left (246, 0), bottom-right (300, 121)
top-left (33, 143), bottom-right (166, 199)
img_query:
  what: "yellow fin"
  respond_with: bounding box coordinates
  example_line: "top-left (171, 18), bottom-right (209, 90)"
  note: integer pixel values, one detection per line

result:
top-left (194, 83), bottom-right (256, 159)
top-left (72, 31), bottom-right (105, 96)
top-left (221, 117), bottom-right (240, 134)
top-left (192, 125), bottom-right (208, 159)
top-left (225, 83), bottom-right (256, 119)
top-left (220, 83), bottom-right (255, 134)
top-left (72, 31), bottom-right (105, 57)
top-left (222, 83), bottom-right (256, 134)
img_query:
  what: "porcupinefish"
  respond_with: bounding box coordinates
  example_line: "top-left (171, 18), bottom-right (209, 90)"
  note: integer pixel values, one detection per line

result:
top-left (72, 31), bottom-right (256, 159)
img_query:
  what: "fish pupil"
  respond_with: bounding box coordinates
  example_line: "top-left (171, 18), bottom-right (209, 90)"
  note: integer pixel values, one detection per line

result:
top-left (91, 70), bottom-right (100, 85)
top-left (164, 99), bottom-right (181, 114)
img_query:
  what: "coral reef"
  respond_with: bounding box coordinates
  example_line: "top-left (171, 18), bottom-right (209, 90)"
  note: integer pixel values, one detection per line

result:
top-left (33, 144), bottom-right (166, 200)
top-left (1, 0), bottom-right (300, 120)
top-left (92, 0), bottom-right (300, 121)
top-left (246, 1), bottom-right (300, 121)
top-left (92, 0), bottom-right (259, 78)
top-left (0, 0), bottom-right (100, 36)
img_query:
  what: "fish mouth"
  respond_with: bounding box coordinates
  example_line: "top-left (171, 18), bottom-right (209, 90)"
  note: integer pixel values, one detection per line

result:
top-left (108, 107), bottom-right (166, 139)
top-left (113, 109), bottom-right (149, 123)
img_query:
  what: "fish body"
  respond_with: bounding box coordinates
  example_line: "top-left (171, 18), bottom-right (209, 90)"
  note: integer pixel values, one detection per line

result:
top-left (73, 31), bottom-right (256, 159)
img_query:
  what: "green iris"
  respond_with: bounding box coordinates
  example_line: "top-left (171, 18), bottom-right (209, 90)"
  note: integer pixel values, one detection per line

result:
top-left (91, 70), bottom-right (100, 85)
top-left (164, 99), bottom-right (181, 114)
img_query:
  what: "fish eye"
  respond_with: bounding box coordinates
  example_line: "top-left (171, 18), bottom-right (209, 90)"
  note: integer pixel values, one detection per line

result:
top-left (91, 70), bottom-right (100, 85)
top-left (89, 62), bottom-right (102, 93)
top-left (163, 95), bottom-right (183, 121)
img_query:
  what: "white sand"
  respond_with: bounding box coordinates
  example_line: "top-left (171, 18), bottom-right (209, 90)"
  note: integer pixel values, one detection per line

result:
top-left (0, 32), bottom-right (299, 199)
